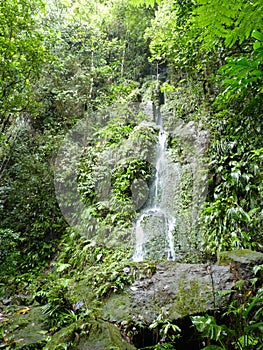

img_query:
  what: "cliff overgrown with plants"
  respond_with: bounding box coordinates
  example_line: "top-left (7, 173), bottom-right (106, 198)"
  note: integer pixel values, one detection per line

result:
top-left (0, 0), bottom-right (263, 349)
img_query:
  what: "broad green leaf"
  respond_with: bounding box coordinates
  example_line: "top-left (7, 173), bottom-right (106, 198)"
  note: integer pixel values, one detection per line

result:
top-left (252, 30), bottom-right (263, 42)
top-left (253, 41), bottom-right (261, 50)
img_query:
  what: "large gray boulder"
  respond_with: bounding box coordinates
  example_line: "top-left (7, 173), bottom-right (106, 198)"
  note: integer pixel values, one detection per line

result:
top-left (104, 250), bottom-right (263, 325)
top-left (103, 261), bottom-right (235, 325)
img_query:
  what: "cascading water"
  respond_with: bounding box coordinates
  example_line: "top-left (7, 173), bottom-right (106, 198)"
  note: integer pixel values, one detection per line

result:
top-left (131, 62), bottom-right (210, 261)
top-left (133, 107), bottom-right (176, 261)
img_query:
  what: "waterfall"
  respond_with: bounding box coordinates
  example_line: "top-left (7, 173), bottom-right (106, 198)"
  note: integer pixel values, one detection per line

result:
top-left (133, 107), bottom-right (176, 262)
top-left (132, 101), bottom-right (209, 262)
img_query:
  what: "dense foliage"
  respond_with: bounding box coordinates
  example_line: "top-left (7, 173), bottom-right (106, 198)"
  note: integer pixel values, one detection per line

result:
top-left (0, 0), bottom-right (263, 348)
top-left (0, 0), bottom-right (46, 135)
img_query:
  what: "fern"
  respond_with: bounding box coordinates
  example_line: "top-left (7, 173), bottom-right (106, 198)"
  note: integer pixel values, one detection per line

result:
top-left (193, 0), bottom-right (263, 50)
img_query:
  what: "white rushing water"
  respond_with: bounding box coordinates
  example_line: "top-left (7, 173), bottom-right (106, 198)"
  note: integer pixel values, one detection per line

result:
top-left (132, 101), bottom-right (209, 262)
top-left (133, 108), bottom-right (176, 262)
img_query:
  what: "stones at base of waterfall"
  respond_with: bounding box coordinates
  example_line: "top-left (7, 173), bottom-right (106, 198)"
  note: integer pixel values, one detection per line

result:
top-left (103, 261), bottom-right (235, 324)
top-left (217, 249), bottom-right (263, 279)
top-left (103, 250), bottom-right (263, 326)
top-left (75, 320), bottom-right (136, 350)
top-left (45, 320), bottom-right (136, 350)
top-left (217, 249), bottom-right (263, 265)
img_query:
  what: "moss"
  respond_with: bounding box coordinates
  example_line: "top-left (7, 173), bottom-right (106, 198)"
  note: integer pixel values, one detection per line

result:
top-left (103, 293), bottom-right (133, 322)
top-left (4, 306), bottom-right (48, 349)
top-left (169, 279), bottom-right (210, 318)
top-left (75, 320), bottom-right (137, 350)
top-left (217, 249), bottom-right (263, 266)
top-left (77, 120), bottom-right (159, 247)
top-left (43, 321), bottom-right (84, 350)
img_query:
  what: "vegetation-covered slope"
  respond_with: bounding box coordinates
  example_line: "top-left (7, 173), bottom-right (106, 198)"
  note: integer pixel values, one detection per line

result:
top-left (0, 0), bottom-right (263, 348)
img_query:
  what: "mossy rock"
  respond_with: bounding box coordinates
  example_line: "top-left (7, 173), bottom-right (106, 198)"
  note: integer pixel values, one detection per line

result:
top-left (75, 320), bottom-right (137, 350)
top-left (217, 250), bottom-right (263, 266)
top-left (103, 262), bottom-right (234, 325)
top-left (4, 305), bottom-right (48, 349)
top-left (103, 293), bottom-right (133, 323)
top-left (43, 321), bottom-right (82, 350)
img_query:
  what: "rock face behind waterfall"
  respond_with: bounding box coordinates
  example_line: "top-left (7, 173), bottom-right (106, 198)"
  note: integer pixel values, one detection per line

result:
top-left (133, 103), bottom-right (209, 261)
top-left (165, 120), bottom-right (209, 258)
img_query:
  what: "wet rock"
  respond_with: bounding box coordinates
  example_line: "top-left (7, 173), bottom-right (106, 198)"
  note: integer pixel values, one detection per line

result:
top-left (103, 252), bottom-right (263, 326)
top-left (73, 301), bottom-right (84, 313)
top-left (217, 249), bottom-right (263, 266)
top-left (4, 305), bottom-right (48, 348)
top-left (43, 321), bottom-right (82, 350)
top-left (75, 320), bottom-right (136, 350)
top-left (103, 261), bottom-right (234, 324)
top-left (217, 249), bottom-right (263, 279)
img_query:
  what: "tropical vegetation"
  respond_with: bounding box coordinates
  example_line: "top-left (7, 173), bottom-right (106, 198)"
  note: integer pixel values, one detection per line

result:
top-left (0, 0), bottom-right (263, 348)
